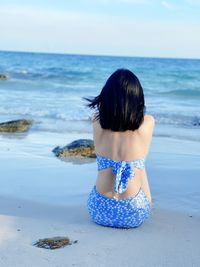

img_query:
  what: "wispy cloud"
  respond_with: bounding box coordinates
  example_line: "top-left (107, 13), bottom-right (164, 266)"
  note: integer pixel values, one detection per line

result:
top-left (184, 0), bottom-right (200, 7)
top-left (161, 1), bottom-right (175, 10)
top-left (88, 0), bottom-right (150, 5)
top-left (113, 0), bottom-right (149, 3)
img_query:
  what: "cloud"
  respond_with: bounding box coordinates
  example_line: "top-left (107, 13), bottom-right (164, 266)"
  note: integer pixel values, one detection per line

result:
top-left (0, 5), bottom-right (82, 21)
top-left (185, 0), bottom-right (200, 6)
top-left (110, 0), bottom-right (149, 3)
top-left (161, 1), bottom-right (174, 10)
top-left (87, 0), bottom-right (150, 5)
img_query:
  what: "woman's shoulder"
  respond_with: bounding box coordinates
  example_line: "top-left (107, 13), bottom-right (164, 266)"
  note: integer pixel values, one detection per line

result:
top-left (91, 113), bottom-right (101, 131)
top-left (91, 112), bottom-right (99, 122)
top-left (143, 114), bottom-right (155, 125)
top-left (138, 114), bottom-right (155, 134)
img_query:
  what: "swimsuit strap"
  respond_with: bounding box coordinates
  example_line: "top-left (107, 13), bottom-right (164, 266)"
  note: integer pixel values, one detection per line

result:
top-left (96, 154), bottom-right (145, 194)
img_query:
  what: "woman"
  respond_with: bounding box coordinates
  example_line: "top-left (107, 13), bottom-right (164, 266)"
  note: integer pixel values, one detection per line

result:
top-left (86, 69), bottom-right (155, 228)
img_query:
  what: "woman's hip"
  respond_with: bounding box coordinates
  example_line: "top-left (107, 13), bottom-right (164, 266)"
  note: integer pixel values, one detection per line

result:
top-left (87, 186), bottom-right (151, 228)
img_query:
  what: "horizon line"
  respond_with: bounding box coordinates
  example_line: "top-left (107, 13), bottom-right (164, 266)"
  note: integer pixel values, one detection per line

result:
top-left (0, 49), bottom-right (199, 61)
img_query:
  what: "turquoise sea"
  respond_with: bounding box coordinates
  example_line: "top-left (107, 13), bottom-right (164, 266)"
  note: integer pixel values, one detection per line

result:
top-left (0, 51), bottom-right (199, 141)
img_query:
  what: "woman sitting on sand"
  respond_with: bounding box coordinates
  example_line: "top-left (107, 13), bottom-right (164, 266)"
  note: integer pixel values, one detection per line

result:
top-left (86, 69), bottom-right (155, 228)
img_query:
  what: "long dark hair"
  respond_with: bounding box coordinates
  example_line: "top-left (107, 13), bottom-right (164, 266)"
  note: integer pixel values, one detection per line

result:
top-left (85, 68), bottom-right (145, 131)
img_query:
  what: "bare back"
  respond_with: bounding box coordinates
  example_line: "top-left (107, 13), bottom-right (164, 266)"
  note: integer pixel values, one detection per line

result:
top-left (93, 115), bottom-right (155, 203)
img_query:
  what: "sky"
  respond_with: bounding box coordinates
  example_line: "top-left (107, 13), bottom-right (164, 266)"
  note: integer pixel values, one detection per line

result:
top-left (0, 0), bottom-right (200, 58)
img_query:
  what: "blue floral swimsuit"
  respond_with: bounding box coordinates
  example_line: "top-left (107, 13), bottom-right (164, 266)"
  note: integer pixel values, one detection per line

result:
top-left (87, 154), bottom-right (151, 228)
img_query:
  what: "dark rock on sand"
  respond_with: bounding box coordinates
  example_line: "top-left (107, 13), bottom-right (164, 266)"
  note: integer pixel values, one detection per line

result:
top-left (33, 236), bottom-right (78, 249)
top-left (0, 74), bottom-right (8, 80)
top-left (0, 119), bottom-right (33, 133)
top-left (53, 139), bottom-right (96, 158)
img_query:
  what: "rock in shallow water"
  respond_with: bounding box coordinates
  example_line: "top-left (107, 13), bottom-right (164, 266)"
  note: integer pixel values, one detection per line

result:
top-left (192, 117), bottom-right (200, 126)
top-left (33, 236), bottom-right (78, 249)
top-left (53, 139), bottom-right (96, 158)
top-left (0, 119), bottom-right (33, 132)
top-left (0, 74), bottom-right (8, 80)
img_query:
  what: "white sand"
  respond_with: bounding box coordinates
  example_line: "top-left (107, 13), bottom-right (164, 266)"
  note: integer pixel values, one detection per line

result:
top-left (0, 131), bottom-right (200, 267)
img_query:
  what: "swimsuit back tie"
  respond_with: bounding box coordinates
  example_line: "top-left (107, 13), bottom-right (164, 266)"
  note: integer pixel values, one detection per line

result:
top-left (96, 154), bottom-right (145, 194)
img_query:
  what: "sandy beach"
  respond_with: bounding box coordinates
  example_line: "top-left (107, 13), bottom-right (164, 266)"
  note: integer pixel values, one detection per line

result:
top-left (0, 130), bottom-right (199, 267)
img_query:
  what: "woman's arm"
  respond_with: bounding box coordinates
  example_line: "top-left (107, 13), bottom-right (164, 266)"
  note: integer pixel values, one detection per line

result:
top-left (141, 169), bottom-right (152, 206)
top-left (140, 115), bottom-right (155, 207)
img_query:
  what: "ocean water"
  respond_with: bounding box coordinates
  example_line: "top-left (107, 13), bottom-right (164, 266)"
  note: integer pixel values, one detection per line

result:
top-left (0, 51), bottom-right (200, 141)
